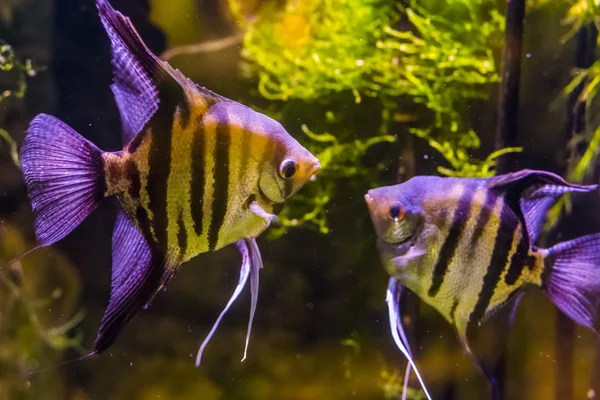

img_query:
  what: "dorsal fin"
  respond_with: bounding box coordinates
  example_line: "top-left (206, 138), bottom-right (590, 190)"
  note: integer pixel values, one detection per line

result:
top-left (485, 169), bottom-right (597, 243)
top-left (96, 0), bottom-right (227, 144)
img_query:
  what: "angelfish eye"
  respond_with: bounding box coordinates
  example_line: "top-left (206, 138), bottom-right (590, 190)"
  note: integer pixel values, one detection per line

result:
top-left (389, 203), bottom-right (405, 222)
top-left (279, 159), bottom-right (298, 179)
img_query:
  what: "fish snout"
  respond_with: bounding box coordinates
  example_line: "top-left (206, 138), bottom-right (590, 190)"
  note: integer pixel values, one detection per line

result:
top-left (308, 160), bottom-right (321, 181)
top-left (364, 191), bottom-right (375, 208)
top-left (311, 160), bottom-right (321, 175)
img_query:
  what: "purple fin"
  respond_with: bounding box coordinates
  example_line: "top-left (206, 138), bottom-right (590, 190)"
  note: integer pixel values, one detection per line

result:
top-left (20, 114), bottom-right (105, 247)
top-left (463, 291), bottom-right (524, 400)
top-left (486, 169), bottom-right (597, 242)
top-left (96, 0), bottom-right (162, 143)
top-left (243, 237), bottom-right (263, 361)
top-left (196, 238), bottom-right (262, 367)
top-left (386, 278), bottom-right (432, 400)
top-left (91, 211), bottom-right (176, 354)
top-left (545, 233), bottom-right (600, 331)
top-left (96, 0), bottom-right (226, 144)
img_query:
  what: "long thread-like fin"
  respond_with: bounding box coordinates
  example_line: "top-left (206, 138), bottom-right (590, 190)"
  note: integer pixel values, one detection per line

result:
top-left (544, 233), bottom-right (600, 331)
top-left (243, 238), bottom-right (263, 361)
top-left (386, 278), bottom-right (432, 400)
top-left (20, 114), bottom-right (105, 247)
top-left (196, 239), bottom-right (262, 366)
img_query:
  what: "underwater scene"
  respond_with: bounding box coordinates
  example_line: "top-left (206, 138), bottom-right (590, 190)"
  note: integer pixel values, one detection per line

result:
top-left (4, 0), bottom-right (600, 399)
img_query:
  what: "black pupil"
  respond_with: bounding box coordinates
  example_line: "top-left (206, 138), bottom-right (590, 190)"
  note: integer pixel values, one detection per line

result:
top-left (283, 162), bottom-right (297, 178)
top-left (390, 205), bottom-right (401, 219)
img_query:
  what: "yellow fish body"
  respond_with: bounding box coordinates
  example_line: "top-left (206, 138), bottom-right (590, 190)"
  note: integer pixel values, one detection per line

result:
top-left (19, 0), bottom-right (319, 363)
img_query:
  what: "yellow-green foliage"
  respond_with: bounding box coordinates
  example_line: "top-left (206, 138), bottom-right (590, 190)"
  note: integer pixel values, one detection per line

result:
top-left (0, 43), bottom-right (83, 399)
top-left (0, 40), bottom-right (38, 168)
top-left (238, 0), bottom-right (512, 233)
top-left (546, 58), bottom-right (600, 229)
top-left (563, 0), bottom-right (600, 38)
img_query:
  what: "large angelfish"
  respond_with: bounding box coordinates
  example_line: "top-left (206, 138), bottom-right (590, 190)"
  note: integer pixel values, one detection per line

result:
top-left (19, 0), bottom-right (320, 364)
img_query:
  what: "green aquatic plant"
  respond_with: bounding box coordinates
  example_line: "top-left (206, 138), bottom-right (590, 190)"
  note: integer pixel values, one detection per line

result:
top-left (563, 0), bottom-right (600, 39)
top-left (0, 43), bottom-right (83, 399)
top-left (0, 41), bottom-right (38, 168)
top-left (235, 0), bottom-right (513, 232)
top-left (0, 223), bottom-right (85, 400)
top-left (545, 7), bottom-right (600, 230)
top-left (381, 368), bottom-right (425, 400)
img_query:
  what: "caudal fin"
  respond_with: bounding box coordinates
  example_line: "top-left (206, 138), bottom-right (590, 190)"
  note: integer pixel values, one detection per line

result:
top-left (544, 233), bottom-right (600, 331)
top-left (20, 114), bottom-right (105, 247)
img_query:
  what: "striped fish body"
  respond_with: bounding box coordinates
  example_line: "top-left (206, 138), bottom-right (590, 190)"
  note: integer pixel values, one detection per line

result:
top-left (366, 170), bottom-right (600, 394)
top-left (373, 178), bottom-right (543, 336)
top-left (103, 97), bottom-right (301, 264)
top-left (19, 0), bottom-right (319, 359)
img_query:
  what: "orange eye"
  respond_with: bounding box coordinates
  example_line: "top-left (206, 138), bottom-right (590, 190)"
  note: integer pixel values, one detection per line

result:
top-left (389, 203), bottom-right (405, 222)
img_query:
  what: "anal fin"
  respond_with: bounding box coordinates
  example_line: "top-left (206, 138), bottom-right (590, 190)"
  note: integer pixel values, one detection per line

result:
top-left (463, 291), bottom-right (523, 400)
top-left (91, 211), bottom-right (178, 355)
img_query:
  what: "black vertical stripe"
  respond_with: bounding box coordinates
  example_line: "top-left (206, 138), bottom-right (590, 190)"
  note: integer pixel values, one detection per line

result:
top-left (238, 112), bottom-right (252, 178)
top-left (471, 189), bottom-right (497, 247)
top-left (177, 210), bottom-right (187, 256)
top-left (128, 130), bottom-right (147, 153)
top-left (191, 117), bottom-right (206, 236)
top-left (136, 205), bottom-right (153, 245)
top-left (428, 186), bottom-right (475, 297)
top-left (146, 82), bottom-right (184, 251)
top-left (208, 116), bottom-right (231, 251)
top-left (127, 159), bottom-right (141, 199)
top-left (449, 297), bottom-right (460, 324)
top-left (504, 230), bottom-right (529, 285)
top-left (468, 204), bottom-right (519, 330)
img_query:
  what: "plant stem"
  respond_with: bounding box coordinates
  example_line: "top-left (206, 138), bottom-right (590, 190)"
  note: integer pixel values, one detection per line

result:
top-left (493, 1), bottom-right (526, 398)
top-left (495, 0), bottom-right (526, 175)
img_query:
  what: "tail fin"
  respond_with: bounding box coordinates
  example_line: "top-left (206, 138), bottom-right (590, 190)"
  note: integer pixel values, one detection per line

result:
top-left (544, 233), bottom-right (600, 331)
top-left (20, 114), bottom-right (105, 247)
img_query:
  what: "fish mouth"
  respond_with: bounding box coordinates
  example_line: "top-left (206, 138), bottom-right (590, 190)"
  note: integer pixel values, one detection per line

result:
top-left (364, 192), bottom-right (374, 207)
top-left (310, 160), bottom-right (321, 177)
top-left (377, 237), bottom-right (413, 255)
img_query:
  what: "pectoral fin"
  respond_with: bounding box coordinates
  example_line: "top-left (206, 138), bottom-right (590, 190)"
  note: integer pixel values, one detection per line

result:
top-left (249, 201), bottom-right (278, 226)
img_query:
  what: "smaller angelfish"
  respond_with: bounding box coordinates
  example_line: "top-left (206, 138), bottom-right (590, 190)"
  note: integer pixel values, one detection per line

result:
top-left (365, 170), bottom-right (600, 399)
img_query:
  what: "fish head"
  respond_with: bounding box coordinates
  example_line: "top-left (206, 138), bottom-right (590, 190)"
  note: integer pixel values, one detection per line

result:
top-left (257, 121), bottom-right (320, 204)
top-left (365, 180), bottom-right (432, 282)
top-left (364, 183), bottom-right (424, 246)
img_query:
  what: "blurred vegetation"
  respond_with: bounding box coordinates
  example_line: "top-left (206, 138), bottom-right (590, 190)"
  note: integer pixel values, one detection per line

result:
top-left (0, 223), bottom-right (85, 400)
top-left (0, 41), bottom-right (83, 400)
top-left (545, 1), bottom-right (600, 230)
top-left (228, 0), bottom-right (519, 235)
top-left (0, 40), bottom-right (38, 168)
